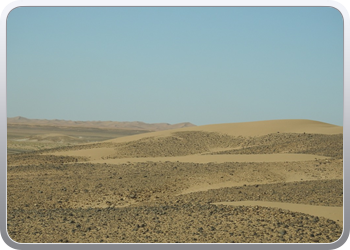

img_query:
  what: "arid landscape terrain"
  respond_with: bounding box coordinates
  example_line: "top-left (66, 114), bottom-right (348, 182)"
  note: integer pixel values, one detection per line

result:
top-left (7, 118), bottom-right (343, 243)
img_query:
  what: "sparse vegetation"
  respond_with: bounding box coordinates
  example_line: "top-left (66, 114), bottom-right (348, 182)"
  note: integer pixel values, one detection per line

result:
top-left (7, 120), bottom-right (343, 243)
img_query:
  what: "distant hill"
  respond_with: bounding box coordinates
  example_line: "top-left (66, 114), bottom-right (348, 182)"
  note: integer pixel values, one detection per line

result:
top-left (7, 116), bottom-right (196, 132)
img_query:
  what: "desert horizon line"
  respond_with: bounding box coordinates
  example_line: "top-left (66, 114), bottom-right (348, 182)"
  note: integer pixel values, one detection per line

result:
top-left (7, 116), bottom-right (343, 127)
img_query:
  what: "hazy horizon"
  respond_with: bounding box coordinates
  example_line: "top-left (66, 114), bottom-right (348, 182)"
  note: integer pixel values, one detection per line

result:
top-left (7, 7), bottom-right (344, 126)
top-left (7, 115), bottom-right (344, 127)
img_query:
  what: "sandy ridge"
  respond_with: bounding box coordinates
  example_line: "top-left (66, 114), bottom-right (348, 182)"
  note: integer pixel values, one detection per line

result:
top-left (105, 119), bottom-right (342, 144)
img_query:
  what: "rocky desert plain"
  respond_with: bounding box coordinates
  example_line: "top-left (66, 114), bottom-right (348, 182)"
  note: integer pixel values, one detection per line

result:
top-left (7, 118), bottom-right (343, 243)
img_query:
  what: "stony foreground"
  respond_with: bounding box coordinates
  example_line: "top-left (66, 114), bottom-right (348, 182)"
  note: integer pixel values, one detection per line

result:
top-left (7, 128), bottom-right (343, 243)
top-left (8, 203), bottom-right (342, 243)
top-left (7, 160), bottom-right (343, 243)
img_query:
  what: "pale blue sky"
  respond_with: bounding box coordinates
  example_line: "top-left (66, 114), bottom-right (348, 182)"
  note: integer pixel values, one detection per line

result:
top-left (7, 7), bottom-right (343, 126)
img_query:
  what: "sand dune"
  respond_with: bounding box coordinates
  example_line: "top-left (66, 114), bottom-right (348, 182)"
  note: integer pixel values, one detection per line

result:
top-left (105, 119), bottom-right (342, 144)
top-left (190, 119), bottom-right (342, 136)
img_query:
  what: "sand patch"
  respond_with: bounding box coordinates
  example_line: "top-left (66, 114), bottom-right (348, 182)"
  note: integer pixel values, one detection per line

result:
top-left (179, 179), bottom-right (315, 196)
top-left (89, 153), bottom-right (328, 164)
top-left (180, 180), bottom-right (268, 195)
top-left (213, 201), bottom-right (343, 227)
top-left (47, 147), bottom-right (116, 161)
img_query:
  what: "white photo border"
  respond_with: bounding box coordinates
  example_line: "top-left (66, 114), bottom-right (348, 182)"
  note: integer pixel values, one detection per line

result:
top-left (1, 1), bottom-right (348, 249)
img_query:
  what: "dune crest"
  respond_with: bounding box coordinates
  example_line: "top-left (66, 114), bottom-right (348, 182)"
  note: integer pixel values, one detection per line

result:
top-left (105, 119), bottom-right (342, 144)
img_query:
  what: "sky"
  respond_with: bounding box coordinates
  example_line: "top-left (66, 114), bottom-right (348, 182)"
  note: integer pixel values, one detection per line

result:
top-left (6, 7), bottom-right (343, 126)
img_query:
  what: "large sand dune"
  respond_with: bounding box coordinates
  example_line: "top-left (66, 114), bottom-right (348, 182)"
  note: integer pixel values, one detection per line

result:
top-left (105, 119), bottom-right (342, 144)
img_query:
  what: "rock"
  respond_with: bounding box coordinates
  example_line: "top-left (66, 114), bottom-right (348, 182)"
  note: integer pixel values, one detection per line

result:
top-left (278, 229), bottom-right (287, 235)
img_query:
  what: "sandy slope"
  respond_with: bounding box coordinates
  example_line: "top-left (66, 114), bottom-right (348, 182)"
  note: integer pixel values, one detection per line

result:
top-left (105, 119), bottom-right (342, 144)
top-left (213, 201), bottom-right (343, 227)
top-left (191, 119), bottom-right (342, 136)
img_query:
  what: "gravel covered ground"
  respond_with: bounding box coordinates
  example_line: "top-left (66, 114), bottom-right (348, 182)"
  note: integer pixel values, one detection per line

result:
top-left (7, 154), bottom-right (87, 166)
top-left (7, 131), bottom-right (343, 243)
top-left (21, 132), bottom-right (342, 159)
top-left (8, 203), bottom-right (342, 243)
top-left (7, 161), bottom-right (343, 243)
top-left (210, 133), bottom-right (343, 159)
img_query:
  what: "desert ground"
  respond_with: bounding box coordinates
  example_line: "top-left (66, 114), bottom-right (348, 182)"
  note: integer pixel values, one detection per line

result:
top-left (7, 119), bottom-right (343, 243)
